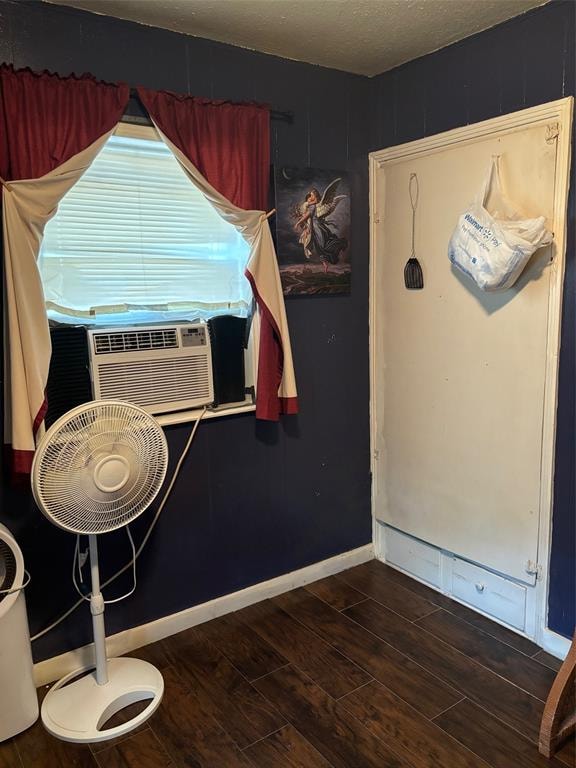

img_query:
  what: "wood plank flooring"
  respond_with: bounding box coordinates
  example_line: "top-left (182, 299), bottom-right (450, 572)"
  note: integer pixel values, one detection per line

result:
top-left (1, 560), bottom-right (574, 767)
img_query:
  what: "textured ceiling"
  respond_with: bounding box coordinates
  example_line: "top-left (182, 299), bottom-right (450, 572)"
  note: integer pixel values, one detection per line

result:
top-left (44, 0), bottom-right (547, 76)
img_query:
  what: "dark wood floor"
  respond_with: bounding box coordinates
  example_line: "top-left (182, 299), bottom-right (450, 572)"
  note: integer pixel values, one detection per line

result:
top-left (2, 559), bottom-right (574, 767)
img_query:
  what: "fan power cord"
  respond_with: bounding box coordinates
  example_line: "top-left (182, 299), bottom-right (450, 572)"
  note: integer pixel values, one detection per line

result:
top-left (72, 526), bottom-right (137, 605)
top-left (30, 408), bottom-right (206, 642)
top-left (0, 569), bottom-right (31, 595)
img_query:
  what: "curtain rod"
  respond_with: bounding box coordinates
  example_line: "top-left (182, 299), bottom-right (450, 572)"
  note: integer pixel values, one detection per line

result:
top-left (128, 89), bottom-right (293, 124)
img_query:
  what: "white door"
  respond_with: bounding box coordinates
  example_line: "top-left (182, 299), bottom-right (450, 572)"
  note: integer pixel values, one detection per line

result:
top-left (370, 101), bottom-right (572, 587)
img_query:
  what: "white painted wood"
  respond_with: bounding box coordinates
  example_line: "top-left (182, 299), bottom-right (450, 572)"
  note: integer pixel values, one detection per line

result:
top-left (33, 543), bottom-right (374, 687)
top-left (384, 526), bottom-right (442, 588)
top-left (376, 123), bottom-right (551, 582)
top-left (376, 519), bottom-right (567, 649)
top-left (451, 555), bottom-right (527, 630)
top-left (542, 627), bottom-right (571, 660)
top-left (380, 521), bottom-right (528, 631)
top-left (376, 520), bottom-right (544, 643)
top-left (522, 570), bottom-right (539, 640)
top-left (156, 400), bottom-right (255, 427)
top-left (369, 100), bottom-right (573, 607)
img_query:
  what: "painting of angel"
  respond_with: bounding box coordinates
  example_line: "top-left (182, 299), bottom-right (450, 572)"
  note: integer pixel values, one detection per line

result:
top-left (274, 168), bottom-right (351, 295)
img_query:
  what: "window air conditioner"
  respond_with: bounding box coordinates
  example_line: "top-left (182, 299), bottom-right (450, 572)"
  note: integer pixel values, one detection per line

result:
top-left (87, 323), bottom-right (214, 415)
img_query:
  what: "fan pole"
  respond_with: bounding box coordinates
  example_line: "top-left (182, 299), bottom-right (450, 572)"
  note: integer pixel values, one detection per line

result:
top-left (88, 535), bottom-right (108, 686)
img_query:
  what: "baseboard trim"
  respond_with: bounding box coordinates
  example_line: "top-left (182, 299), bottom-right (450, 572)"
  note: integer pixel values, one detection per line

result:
top-left (34, 543), bottom-right (374, 687)
top-left (541, 627), bottom-right (571, 660)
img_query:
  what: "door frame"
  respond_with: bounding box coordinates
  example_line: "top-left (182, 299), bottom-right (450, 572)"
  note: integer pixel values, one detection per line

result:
top-left (369, 97), bottom-right (573, 646)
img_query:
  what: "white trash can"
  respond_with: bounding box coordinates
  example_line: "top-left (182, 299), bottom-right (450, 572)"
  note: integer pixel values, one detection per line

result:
top-left (0, 522), bottom-right (39, 741)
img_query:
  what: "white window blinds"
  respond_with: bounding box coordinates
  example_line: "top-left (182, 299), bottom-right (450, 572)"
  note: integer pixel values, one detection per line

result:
top-left (39, 132), bottom-right (252, 325)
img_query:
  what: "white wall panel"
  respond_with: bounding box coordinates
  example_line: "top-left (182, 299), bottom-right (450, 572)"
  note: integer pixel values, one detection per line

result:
top-left (370, 100), bottom-right (573, 588)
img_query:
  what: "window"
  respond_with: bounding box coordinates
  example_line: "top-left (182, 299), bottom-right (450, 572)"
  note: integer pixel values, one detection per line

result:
top-left (39, 124), bottom-right (252, 326)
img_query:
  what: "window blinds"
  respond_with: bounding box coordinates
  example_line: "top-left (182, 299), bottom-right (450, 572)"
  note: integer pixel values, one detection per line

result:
top-left (39, 134), bottom-right (252, 324)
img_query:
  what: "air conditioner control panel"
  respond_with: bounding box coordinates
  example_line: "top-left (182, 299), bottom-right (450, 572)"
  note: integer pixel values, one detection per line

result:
top-left (181, 326), bottom-right (207, 347)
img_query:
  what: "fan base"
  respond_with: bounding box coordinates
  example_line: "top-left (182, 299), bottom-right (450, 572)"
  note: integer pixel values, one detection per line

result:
top-left (41, 657), bottom-right (164, 744)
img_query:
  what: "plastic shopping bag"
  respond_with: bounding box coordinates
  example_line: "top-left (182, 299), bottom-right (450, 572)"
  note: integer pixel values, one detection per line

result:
top-left (448, 157), bottom-right (553, 291)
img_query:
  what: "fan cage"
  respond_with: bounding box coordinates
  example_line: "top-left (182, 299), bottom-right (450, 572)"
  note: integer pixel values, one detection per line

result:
top-left (32, 401), bottom-right (169, 534)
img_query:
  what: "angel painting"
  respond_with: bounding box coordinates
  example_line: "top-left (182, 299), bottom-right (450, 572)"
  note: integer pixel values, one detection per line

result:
top-left (294, 180), bottom-right (348, 273)
top-left (274, 168), bottom-right (351, 296)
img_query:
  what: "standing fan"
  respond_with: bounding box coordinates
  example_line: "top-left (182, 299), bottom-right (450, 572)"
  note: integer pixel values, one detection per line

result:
top-left (31, 400), bottom-right (168, 744)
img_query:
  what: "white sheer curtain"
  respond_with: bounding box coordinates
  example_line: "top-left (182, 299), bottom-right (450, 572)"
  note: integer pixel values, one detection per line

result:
top-left (3, 131), bottom-right (117, 472)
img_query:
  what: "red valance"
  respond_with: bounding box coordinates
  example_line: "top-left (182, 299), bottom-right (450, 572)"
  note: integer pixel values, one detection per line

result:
top-left (0, 65), bottom-right (129, 181)
top-left (137, 88), bottom-right (270, 211)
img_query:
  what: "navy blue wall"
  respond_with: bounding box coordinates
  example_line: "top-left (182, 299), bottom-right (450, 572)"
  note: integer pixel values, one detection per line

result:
top-left (0, 0), bottom-right (372, 661)
top-left (370, 0), bottom-right (575, 639)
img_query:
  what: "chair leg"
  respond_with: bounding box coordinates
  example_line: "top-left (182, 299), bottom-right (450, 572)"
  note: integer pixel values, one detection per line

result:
top-left (539, 630), bottom-right (576, 758)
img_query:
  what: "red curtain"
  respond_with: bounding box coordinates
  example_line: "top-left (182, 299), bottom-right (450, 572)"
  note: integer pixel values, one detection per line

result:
top-left (137, 88), bottom-right (270, 211)
top-left (0, 65), bottom-right (129, 181)
top-left (139, 88), bottom-right (295, 422)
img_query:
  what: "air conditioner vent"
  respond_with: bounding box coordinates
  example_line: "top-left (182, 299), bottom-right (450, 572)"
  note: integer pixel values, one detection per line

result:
top-left (93, 328), bottom-right (179, 355)
top-left (97, 357), bottom-right (212, 408)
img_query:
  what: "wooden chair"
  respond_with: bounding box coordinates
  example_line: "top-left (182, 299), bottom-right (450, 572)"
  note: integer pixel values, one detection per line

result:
top-left (539, 630), bottom-right (576, 758)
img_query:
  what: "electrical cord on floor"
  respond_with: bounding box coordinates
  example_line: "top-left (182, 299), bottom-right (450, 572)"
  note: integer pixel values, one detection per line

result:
top-left (30, 408), bottom-right (207, 642)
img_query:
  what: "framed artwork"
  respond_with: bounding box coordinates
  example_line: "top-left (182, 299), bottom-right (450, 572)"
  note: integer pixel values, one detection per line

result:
top-left (274, 167), bottom-right (351, 296)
